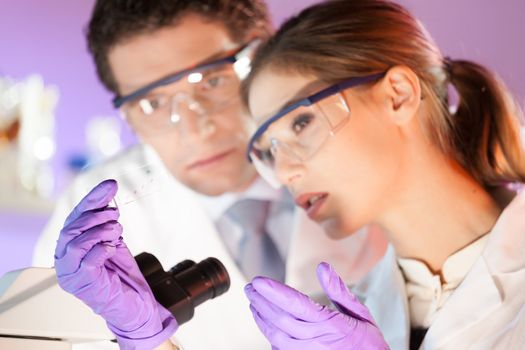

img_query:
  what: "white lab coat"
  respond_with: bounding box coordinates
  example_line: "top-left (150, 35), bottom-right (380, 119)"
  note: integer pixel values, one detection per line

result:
top-left (354, 189), bottom-right (525, 350)
top-left (32, 143), bottom-right (387, 350)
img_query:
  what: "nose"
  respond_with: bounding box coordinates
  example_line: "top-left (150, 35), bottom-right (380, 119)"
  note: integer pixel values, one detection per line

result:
top-left (170, 93), bottom-right (216, 141)
top-left (273, 145), bottom-right (303, 186)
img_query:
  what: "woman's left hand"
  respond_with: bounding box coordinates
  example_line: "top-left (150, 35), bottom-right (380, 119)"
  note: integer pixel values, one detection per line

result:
top-left (244, 262), bottom-right (389, 350)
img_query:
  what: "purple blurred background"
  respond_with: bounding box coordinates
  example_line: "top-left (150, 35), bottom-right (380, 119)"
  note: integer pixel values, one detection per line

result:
top-left (1, 0), bottom-right (524, 276)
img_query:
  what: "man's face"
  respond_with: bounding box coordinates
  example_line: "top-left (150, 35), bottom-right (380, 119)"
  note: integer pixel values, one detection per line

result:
top-left (108, 14), bottom-right (257, 196)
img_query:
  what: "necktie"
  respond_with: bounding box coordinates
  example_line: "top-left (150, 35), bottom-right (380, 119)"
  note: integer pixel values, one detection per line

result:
top-left (223, 198), bottom-right (286, 282)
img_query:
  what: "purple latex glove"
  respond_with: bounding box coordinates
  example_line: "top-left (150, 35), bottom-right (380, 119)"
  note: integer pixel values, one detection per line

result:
top-left (244, 262), bottom-right (389, 350)
top-left (54, 179), bottom-right (178, 350)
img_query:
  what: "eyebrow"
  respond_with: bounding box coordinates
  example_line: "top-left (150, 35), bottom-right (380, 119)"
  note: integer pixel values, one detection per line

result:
top-left (258, 80), bottom-right (327, 122)
top-left (197, 46), bottom-right (239, 66)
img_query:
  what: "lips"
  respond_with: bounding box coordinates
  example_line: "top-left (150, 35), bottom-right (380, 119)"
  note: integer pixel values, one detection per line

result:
top-left (187, 149), bottom-right (235, 170)
top-left (295, 192), bottom-right (329, 220)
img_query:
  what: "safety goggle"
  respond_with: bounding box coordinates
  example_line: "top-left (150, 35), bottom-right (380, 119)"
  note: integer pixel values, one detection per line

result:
top-left (113, 40), bottom-right (260, 137)
top-left (246, 72), bottom-right (385, 188)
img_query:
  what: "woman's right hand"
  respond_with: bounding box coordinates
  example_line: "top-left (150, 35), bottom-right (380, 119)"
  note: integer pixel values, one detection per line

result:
top-left (54, 179), bottom-right (178, 350)
top-left (245, 262), bottom-right (389, 350)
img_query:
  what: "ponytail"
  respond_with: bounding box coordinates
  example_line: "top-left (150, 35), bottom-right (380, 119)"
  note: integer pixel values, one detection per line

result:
top-left (446, 59), bottom-right (525, 187)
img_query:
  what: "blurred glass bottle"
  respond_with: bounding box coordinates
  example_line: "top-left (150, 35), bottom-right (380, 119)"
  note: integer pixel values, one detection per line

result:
top-left (0, 74), bottom-right (58, 207)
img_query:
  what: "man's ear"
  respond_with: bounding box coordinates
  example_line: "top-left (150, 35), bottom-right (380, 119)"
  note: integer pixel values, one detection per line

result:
top-left (376, 65), bottom-right (421, 125)
top-left (243, 25), bottom-right (274, 42)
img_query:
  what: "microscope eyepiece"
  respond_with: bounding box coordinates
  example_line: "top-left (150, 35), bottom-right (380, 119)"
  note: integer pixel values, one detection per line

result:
top-left (135, 253), bottom-right (230, 325)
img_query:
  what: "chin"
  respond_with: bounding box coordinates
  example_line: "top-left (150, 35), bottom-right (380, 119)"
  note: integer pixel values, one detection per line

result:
top-left (185, 169), bottom-right (257, 196)
top-left (320, 215), bottom-right (365, 240)
top-left (320, 218), bottom-right (350, 240)
top-left (186, 178), bottom-right (238, 196)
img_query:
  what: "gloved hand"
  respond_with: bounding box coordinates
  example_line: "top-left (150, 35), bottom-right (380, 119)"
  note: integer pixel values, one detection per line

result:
top-left (244, 262), bottom-right (389, 350)
top-left (54, 179), bottom-right (178, 350)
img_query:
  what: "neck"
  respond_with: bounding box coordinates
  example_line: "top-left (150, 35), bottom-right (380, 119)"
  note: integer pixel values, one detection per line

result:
top-left (233, 170), bottom-right (259, 193)
top-left (377, 145), bottom-right (501, 273)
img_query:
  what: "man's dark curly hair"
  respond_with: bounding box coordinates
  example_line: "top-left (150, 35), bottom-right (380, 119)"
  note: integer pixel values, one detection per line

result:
top-left (86, 0), bottom-right (271, 94)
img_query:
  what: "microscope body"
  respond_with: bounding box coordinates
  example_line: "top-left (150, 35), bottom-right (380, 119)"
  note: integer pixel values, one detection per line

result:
top-left (0, 253), bottom-right (230, 349)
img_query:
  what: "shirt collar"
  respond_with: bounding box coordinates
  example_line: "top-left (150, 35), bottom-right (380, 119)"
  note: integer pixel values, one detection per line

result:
top-left (398, 233), bottom-right (491, 287)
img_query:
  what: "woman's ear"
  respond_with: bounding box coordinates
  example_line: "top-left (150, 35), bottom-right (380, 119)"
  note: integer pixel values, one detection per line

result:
top-left (377, 65), bottom-right (421, 125)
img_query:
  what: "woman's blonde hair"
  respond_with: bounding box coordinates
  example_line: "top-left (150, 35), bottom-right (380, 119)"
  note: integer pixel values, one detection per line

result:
top-left (242, 0), bottom-right (525, 187)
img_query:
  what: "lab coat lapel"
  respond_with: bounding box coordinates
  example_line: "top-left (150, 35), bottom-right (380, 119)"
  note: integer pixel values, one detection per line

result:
top-left (286, 209), bottom-right (389, 293)
top-left (284, 208), bottom-right (326, 292)
top-left (157, 181), bottom-right (268, 349)
top-left (284, 208), bottom-right (371, 293)
top-left (161, 178), bottom-right (247, 284)
top-left (354, 245), bottom-right (410, 350)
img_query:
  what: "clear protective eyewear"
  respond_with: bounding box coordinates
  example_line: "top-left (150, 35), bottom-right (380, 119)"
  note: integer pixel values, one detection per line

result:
top-left (113, 40), bottom-right (260, 137)
top-left (246, 73), bottom-right (386, 188)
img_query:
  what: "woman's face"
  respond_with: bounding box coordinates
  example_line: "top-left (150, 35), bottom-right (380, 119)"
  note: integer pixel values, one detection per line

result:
top-left (248, 68), bottom-right (408, 238)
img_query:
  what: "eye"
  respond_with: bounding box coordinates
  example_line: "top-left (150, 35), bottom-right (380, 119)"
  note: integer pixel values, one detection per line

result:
top-left (253, 138), bottom-right (280, 165)
top-left (207, 76), bottom-right (224, 88)
top-left (200, 72), bottom-right (231, 91)
top-left (291, 113), bottom-right (314, 134)
top-left (261, 148), bottom-right (275, 163)
top-left (252, 147), bottom-right (274, 165)
top-left (138, 95), bottom-right (166, 115)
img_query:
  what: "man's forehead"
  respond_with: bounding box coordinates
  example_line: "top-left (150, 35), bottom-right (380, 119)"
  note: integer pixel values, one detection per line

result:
top-left (110, 15), bottom-right (238, 94)
top-left (162, 13), bottom-right (239, 61)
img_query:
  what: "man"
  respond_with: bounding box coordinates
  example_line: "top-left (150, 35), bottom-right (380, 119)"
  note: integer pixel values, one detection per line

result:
top-left (33, 1), bottom-right (387, 349)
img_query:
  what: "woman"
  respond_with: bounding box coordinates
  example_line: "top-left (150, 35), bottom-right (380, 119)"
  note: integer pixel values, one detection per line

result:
top-left (241, 0), bottom-right (525, 349)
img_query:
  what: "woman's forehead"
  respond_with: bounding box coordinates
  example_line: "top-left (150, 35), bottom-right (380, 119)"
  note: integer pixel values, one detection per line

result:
top-left (248, 69), bottom-right (319, 124)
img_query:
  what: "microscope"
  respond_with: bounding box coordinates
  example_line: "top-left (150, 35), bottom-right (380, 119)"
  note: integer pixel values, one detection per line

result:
top-left (0, 253), bottom-right (230, 349)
